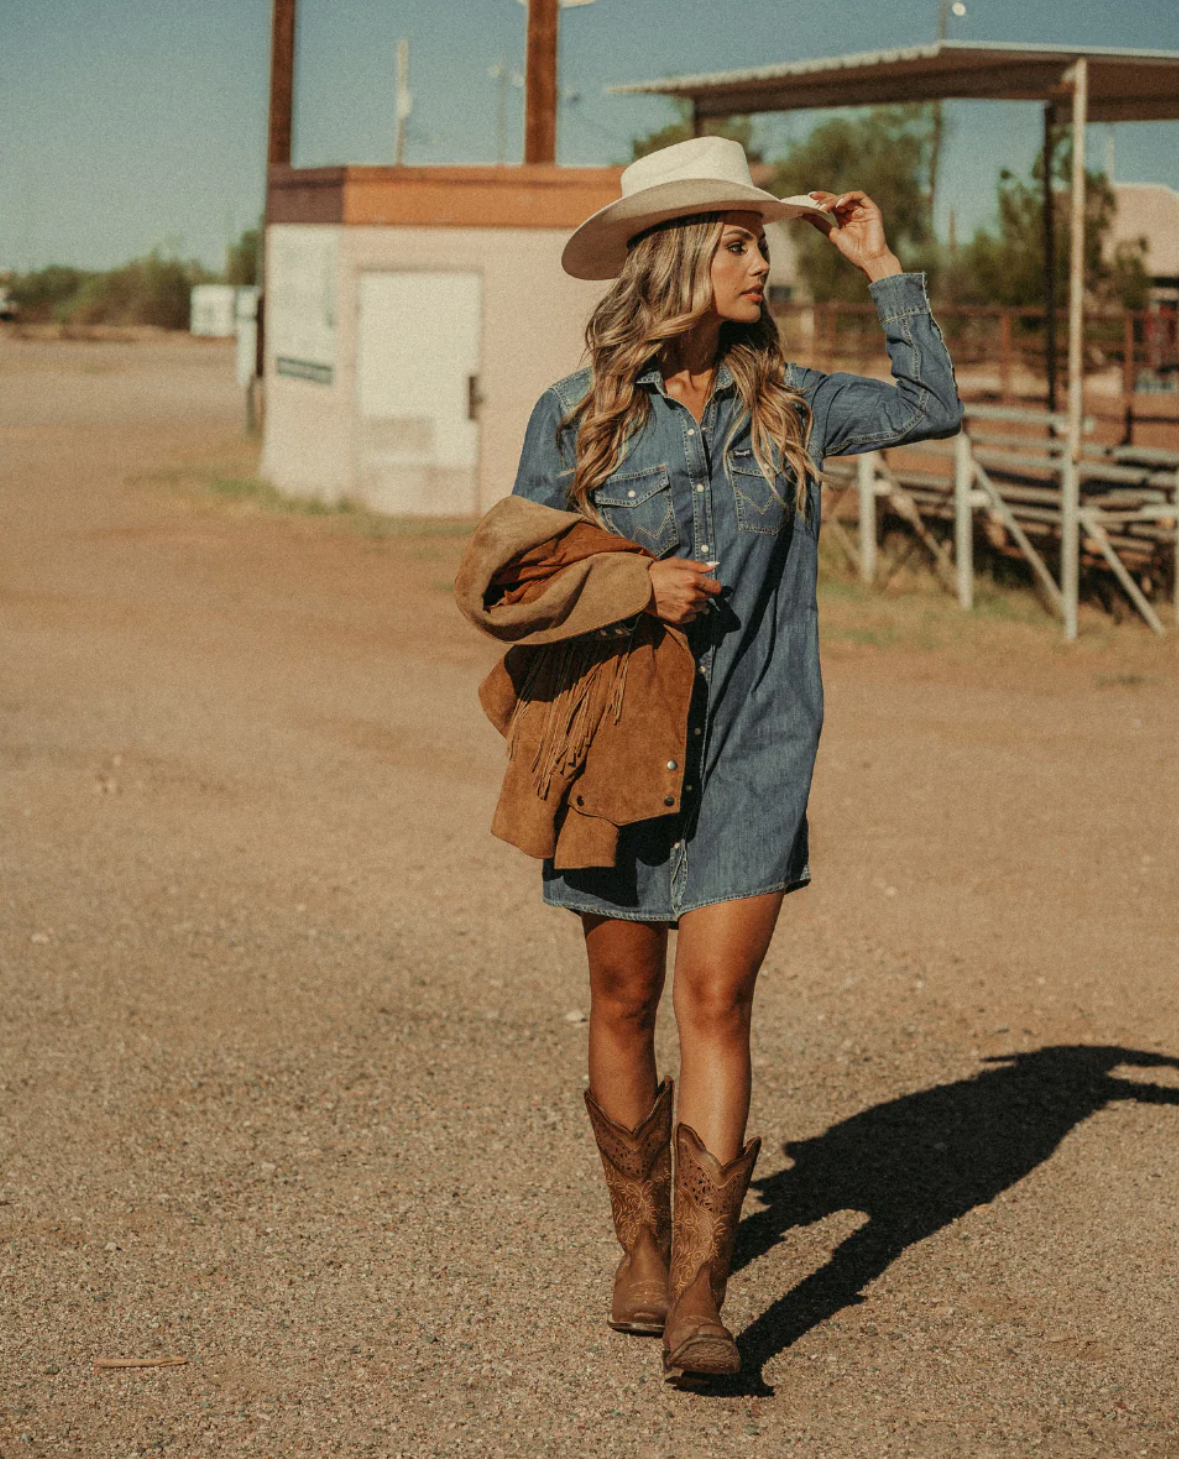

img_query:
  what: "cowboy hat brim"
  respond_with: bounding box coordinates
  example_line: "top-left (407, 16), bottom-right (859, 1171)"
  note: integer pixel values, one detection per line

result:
top-left (561, 178), bottom-right (832, 281)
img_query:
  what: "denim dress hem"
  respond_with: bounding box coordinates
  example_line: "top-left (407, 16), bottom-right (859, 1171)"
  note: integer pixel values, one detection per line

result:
top-left (542, 873), bottom-right (811, 926)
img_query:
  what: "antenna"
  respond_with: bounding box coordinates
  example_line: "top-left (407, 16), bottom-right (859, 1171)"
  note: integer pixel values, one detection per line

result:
top-left (488, 58), bottom-right (524, 165)
top-left (936, 0), bottom-right (966, 40)
top-left (394, 38), bottom-right (412, 166)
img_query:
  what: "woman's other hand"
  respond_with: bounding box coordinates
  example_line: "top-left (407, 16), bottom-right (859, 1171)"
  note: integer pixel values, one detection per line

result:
top-left (805, 190), bottom-right (901, 283)
top-left (645, 557), bottom-right (722, 625)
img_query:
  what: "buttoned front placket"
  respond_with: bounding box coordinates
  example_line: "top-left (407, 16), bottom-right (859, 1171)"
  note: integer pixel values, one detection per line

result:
top-left (637, 363), bottom-right (736, 911)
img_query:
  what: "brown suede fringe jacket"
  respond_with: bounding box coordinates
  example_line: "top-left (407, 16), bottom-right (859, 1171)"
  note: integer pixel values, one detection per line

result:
top-left (454, 497), bottom-right (695, 870)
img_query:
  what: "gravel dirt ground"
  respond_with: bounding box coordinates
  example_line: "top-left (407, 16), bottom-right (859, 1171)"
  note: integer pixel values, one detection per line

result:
top-left (2, 336), bottom-right (1178, 1459)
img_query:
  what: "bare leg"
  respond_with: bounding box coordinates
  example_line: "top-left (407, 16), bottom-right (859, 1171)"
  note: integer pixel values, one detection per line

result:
top-left (582, 915), bottom-right (669, 1128)
top-left (672, 892), bottom-right (784, 1162)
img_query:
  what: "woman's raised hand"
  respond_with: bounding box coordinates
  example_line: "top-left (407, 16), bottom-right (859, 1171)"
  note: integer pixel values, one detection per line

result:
top-left (804, 190), bottom-right (901, 283)
top-left (645, 557), bottom-right (722, 625)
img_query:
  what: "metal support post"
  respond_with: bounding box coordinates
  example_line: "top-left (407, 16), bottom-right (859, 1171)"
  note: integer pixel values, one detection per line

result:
top-left (1063, 57), bottom-right (1088, 642)
top-left (1042, 103), bottom-right (1058, 415)
top-left (1174, 471), bottom-right (1179, 629)
top-left (857, 451), bottom-right (878, 585)
top-left (954, 429), bottom-right (974, 610)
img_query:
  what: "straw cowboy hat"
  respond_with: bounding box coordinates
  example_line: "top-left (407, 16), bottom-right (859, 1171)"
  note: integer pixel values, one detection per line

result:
top-left (561, 135), bottom-right (830, 281)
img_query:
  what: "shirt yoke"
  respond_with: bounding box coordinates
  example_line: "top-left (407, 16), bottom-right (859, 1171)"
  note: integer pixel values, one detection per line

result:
top-left (548, 365), bottom-right (593, 414)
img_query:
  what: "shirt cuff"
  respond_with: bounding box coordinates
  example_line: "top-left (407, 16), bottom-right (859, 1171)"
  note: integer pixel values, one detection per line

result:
top-left (868, 271), bottom-right (932, 323)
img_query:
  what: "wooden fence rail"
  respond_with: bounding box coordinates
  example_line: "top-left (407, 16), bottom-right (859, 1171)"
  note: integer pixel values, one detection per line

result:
top-left (774, 300), bottom-right (1179, 435)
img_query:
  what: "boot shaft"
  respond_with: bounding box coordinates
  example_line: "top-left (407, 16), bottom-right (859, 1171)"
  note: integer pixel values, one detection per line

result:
top-left (584, 1077), bottom-right (673, 1260)
top-left (669, 1122), bottom-right (760, 1308)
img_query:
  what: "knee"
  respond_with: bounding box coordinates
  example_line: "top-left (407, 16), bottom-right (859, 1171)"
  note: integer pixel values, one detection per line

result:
top-left (590, 961), bottom-right (663, 1031)
top-left (676, 969), bottom-right (755, 1037)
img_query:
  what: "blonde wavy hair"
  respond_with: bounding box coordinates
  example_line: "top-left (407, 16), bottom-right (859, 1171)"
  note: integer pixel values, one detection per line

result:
top-left (561, 211), bottom-right (813, 522)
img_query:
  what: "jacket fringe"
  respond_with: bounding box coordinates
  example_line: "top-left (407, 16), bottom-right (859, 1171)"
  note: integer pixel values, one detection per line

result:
top-left (505, 623), bottom-right (638, 800)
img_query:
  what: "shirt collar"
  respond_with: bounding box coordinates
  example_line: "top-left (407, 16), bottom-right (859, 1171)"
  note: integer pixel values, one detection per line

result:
top-left (637, 360), bottom-right (735, 393)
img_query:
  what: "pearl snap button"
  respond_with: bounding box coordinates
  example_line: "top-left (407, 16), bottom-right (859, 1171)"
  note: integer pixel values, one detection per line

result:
top-left (687, 429), bottom-right (696, 437)
top-left (627, 490), bottom-right (636, 498)
top-left (695, 484), bottom-right (704, 493)
top-left (700, 545), bottom-right (710, 554)
top-left (693, 727), bottom-right (702, 736)
top-left (667, 759), bottom-right (678, 771)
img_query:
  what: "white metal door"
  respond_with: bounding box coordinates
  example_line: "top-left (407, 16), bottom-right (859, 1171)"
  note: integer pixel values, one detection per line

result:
top-left (354, 271), bottom-right (482, 515)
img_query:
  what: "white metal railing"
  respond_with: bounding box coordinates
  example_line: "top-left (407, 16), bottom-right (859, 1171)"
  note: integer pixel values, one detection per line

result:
top-left (820, 405), bottom-right (1179, 637)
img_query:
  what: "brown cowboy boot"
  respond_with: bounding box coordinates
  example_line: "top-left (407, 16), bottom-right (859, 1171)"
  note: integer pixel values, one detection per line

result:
top-left (584, 1077), bottom-right (673, 1335)
top-left (662, 1122), bottom-right (761, 1380)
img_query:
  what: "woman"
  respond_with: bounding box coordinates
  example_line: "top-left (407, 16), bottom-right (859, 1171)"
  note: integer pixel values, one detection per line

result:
top-left (509, 136), bottom-right (962, 1380)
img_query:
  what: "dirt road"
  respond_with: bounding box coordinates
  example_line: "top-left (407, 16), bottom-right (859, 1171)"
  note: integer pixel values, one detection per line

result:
top-left (3, 337), bottom-right (1178, 1457)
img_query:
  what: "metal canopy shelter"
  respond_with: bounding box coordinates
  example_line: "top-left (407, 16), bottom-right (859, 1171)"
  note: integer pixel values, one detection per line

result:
top-left (613, 41), bottom-right (1179, 639)
top-left (610, 41), bottom-right (1179, 123)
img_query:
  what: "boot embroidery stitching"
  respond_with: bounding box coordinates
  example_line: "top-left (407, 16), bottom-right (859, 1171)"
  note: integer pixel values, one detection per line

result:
top-left (602, 1162), bottom-right (670, 1252)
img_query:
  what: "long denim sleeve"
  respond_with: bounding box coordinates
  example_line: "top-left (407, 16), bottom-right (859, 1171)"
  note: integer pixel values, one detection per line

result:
top-left (790, 272), bottom-right (964, 460)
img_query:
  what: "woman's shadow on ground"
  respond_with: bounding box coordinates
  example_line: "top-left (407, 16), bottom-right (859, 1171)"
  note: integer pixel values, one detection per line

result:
top-left (722, 1044), bottom-right (1179, 1396)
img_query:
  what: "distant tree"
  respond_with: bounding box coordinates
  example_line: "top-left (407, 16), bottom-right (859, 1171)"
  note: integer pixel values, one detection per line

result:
top-left (630, 101), bottom-right (762, 163)
top-left (63, 251), bottom-right (210, 328)
top-left (7, 265), bottom-right (95, 322)
top-left (944, 133), bottom-right (1150, 311)
top-left (769, 105), bottom-right (941, 302)
top-left (225, 225), bottom-right (260, 287)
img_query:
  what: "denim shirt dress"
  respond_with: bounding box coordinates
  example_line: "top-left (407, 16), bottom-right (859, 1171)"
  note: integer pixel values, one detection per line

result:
top-left (510, 272), bottom-right (963, 922)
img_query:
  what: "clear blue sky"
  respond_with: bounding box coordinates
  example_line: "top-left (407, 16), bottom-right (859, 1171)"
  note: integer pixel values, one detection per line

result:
top-left (2, 0), bottom-right (1177, 273)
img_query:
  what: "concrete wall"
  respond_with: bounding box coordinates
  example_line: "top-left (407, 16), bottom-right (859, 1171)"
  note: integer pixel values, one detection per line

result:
top-left (261, 221), bottom-right (607, 515)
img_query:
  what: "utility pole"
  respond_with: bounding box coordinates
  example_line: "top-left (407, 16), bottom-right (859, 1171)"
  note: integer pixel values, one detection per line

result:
top-left (394, 38), bottom-right (412, 166)
top-left (267, 0), bottom-right (296, 169)
top-left (261, 0), bottom-right (298, 426)
top-left (524, 0), bottom-right (558, 163)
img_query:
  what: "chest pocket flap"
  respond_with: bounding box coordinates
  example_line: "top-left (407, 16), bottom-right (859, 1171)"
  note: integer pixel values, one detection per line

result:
top-left (729, 451), bottom-right (792, 536)
top-left (593, 464), bottom-right (680, 557)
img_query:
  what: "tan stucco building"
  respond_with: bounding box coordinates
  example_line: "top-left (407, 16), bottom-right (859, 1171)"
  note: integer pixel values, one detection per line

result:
top-left (260, 164), bottom-right (621, 517)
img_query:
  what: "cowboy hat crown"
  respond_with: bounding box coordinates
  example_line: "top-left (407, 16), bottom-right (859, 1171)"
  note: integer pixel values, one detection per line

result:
top-left (561, 135), bottom-right (828, 281)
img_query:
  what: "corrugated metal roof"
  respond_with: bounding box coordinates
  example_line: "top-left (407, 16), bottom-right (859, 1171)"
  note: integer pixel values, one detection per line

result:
top-left (609, 40), bottom-right (1179, 123)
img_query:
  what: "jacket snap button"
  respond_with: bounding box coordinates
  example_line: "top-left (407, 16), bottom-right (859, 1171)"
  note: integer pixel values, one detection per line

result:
top-left (667, 759), bottom-right (678, 771)
top-left (663, 795), bottom-right (675, 807)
